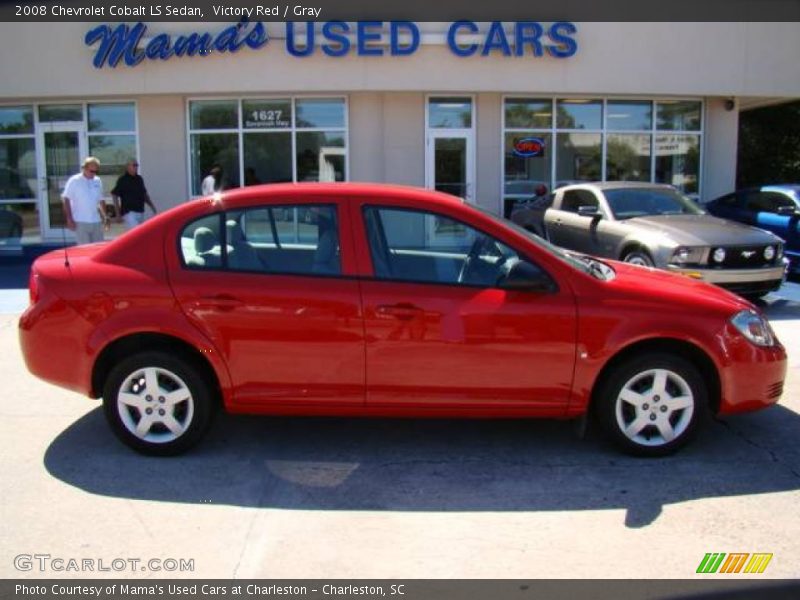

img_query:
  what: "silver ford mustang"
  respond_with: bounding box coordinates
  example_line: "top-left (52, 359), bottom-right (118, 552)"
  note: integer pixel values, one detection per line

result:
top-left (511, 182), bottom-right (787, 298)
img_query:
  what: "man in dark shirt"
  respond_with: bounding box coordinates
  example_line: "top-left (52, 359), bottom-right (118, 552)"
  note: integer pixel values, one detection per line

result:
top-left (111, 159), bottom-right (157, 230)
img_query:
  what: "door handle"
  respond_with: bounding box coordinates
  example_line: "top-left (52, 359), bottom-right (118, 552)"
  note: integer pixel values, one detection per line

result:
top-left (194, 294), bottom-right (244, 311)
top-left (376, 303), bottom-right (423, 321)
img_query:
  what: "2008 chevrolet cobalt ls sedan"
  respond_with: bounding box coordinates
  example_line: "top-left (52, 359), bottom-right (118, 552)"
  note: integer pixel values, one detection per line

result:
top-left (19, 183), bottom-right (786, 457)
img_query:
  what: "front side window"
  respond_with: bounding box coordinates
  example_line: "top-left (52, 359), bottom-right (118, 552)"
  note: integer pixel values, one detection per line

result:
top-left (188, 98), bottom-right (348, 196)
top-left (364, 206), bottom-right (525, 288)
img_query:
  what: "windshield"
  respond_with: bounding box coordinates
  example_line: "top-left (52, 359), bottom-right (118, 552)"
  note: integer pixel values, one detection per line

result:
top-left (474, 203), bottom-right (614, 280)
top-left (604, 187), bottom-right (704, 219)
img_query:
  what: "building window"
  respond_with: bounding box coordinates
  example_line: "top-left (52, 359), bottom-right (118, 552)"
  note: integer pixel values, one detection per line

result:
top-left (0, 105), bottom-right (37, 246)
top-left (87, 103), bottom-right (138, 184)
top-left (188, 97), bottom-right (348, 196)
top-left (503, 97), bottom-right (703, 215)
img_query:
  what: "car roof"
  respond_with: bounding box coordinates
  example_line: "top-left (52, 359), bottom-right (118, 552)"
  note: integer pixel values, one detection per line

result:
top-left (556, 181), bottom-right (675, 192)
top-left (207, 182), bottom-right (467, 211)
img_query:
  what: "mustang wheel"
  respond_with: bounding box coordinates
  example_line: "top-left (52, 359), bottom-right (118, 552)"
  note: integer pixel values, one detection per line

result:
top-left (103, 352), bottom-right (215, 456)
top-left (622, 250), bottom-right (654, 267)
top-left (596, 353), bottom-right (706, 456)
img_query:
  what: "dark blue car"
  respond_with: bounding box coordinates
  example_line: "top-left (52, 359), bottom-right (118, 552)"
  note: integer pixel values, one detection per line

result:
top-left (706, 185), bottom-right (800, 273)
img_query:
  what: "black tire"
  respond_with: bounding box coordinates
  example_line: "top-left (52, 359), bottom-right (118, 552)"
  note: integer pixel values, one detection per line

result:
top-left (622, 250), bottom-right (654, 267)
top-left (102, 351), bottom-right (216, 456)
top-left (594, 353), bottom-right (707, 457)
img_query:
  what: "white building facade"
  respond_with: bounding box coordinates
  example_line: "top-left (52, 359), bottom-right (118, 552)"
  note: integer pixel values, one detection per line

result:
top-left (1, 21), bottom-right (799, 243)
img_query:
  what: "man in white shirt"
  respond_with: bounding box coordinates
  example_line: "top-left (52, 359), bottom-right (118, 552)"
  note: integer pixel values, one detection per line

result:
top-left (62, 156), bottom-right (108, 245)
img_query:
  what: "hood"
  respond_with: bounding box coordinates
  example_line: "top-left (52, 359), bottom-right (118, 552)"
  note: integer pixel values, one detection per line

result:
top-left (625, 214), bottom-right (782, 246)
top-left (604, 260), bottom-right (752, 315)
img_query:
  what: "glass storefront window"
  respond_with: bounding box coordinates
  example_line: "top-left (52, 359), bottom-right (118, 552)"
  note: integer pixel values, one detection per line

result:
top-left (189, 97), bottom-right (348, 193)
top-left (88, 135), bottom-right (137, 182)
top-left (606, 134), bottom-right (652, 181)
top-left (655, 134), bottom-right (700, 194)
top-left (556, 133), bottom-right (602, 185)
top-left (428, 97), bottom-right (473, 129)
top-left (0, 138), bottom-right (36, 199)
top-left (505, 98), bottom-right (552, 129)
top-left (556, 99), bottom-right (602, 129)
top-left (243, 100), bottom-right (292, 129)
top-left (657, 101), bottom-right (701, 131)
top-left (296, 98), bottom-right (346, 128)
top-left (243, 132), bottom-right (292, 184)
top-left (296, 132), bottom-right (346, 182)
top-left (190, 133), bottom-right (240, 195)
top-left (190, 100), bottom-right (238, 130)
top-left (0, 106), bottom-right (34, 134)
top-left (38, 104), bottom-right (83, 123)
top-left (88, 103), bottom-right (136, 132)
top-left (504, 132), bottom-right (552, 215)
top-left (0, 203), bottom-right (39, 247)
top-left (607, 100), bottom-right (652, 131)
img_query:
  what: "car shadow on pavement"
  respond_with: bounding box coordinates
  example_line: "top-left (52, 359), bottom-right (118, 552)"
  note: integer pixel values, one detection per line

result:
top-left (761, 296), bottom-right (800, 321)
top-left (44, 404), bottom-right (800, 529)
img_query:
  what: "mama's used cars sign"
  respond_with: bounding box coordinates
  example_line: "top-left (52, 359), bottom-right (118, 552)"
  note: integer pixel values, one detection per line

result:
top-left (85, 20), bottom-right (578, 68)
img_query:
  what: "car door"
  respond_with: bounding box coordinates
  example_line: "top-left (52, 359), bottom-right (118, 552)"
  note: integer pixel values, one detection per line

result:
top-left (355, 202), bottom-right (577, 412)
top-left (167, 200), bottom-right (365, 407)
top-left (747, 191), bottom-right (800, 248)
top-left (547, 189), bottom-right (606, 255)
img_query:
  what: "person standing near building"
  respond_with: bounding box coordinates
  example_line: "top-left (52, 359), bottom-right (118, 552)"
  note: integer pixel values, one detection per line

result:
top-left (201, 164), bottom-right (223, 195)
top-left (111, 158), bottom-right (157, 230)
top-left (62, 156), bottom-right (108, 244)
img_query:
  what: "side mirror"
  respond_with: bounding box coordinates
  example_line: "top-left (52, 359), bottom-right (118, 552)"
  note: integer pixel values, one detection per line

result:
top-left (577, 205), bottom-right (602, 219)
top-left (499, 260), bottom-right (556, 293)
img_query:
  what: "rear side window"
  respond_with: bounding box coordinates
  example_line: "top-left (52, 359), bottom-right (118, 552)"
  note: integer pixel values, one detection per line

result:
top-left (179, 205), bottom-right (340, 276)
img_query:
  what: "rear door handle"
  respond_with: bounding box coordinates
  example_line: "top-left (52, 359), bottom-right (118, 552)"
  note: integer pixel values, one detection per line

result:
top-left (194, 294), bottom-right (244, 311)
top-left (376, 303), bottom-right (424, 321)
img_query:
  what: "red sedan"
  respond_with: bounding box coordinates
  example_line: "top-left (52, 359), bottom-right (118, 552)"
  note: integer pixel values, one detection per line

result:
top-left (19, 183), bottom-right (787, 457)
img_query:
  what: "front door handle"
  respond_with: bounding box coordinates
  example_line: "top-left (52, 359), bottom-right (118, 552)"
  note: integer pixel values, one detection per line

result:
top-left (376, 303), bottom-right (424, 321)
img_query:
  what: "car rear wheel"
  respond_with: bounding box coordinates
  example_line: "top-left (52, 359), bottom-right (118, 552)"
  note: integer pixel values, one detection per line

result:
top-left (595, 353), bottom-right (706, 456)
top-left (102, 351), bottom-right (215, 456)
top-left (622, 250), bottom-right (654, 267)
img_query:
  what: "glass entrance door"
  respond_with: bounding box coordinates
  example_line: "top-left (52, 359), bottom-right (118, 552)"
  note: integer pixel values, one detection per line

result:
top-left (425, 97), bottom-right (476, 246)
top-left (37, 124), bottom-right (86, 239)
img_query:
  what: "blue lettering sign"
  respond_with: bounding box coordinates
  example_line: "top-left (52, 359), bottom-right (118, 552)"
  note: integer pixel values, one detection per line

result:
top-left (84, 21), bottom-right (577, 67)
top-left (85, 19), bottom-right (268, 68)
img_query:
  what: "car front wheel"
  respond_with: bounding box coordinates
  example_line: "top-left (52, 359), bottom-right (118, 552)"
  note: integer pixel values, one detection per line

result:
top-left (102, 351), bottom-right (215, 456)
top-left (595, 353), bottom-right (706, 456)
top-left (622, 250), bottom-right (654, 267)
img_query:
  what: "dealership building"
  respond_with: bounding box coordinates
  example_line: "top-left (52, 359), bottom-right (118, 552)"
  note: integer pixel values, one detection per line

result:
top-left (1, 20), bottom-right (800, 244)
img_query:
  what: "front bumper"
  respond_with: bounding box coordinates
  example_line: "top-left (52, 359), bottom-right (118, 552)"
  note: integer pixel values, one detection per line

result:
top-left (717, 322), bottom-right (787, 414)
top-left (665, 264), bottom-right (785, 295)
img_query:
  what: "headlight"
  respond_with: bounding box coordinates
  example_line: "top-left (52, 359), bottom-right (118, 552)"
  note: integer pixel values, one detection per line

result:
top-left (670, 246), bottom-right (705, 265)
top-left (764, 246), bottom-right (775, 260)
top-left (712, 248), bottom-right (726, 263)
top-left (730, 310), bottom-right (775, 347)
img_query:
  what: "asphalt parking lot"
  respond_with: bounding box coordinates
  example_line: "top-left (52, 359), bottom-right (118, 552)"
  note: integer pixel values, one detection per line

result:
top-left (0, 277), bottom-right (799, 580)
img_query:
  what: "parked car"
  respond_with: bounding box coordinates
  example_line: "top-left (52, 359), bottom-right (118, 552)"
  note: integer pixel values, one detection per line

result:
top-left (510, 182), bottom-right (787, 299)
top-left (705, 185), bottom-right (800, 273)
top-left (0, 207), bottom-right (23, 239)
top-left (19, 183), bottom-right (786, 457)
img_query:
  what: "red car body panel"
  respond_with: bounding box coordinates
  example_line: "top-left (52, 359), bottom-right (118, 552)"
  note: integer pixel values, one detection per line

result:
top-left (19, 183), bottom-right (787, 422)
